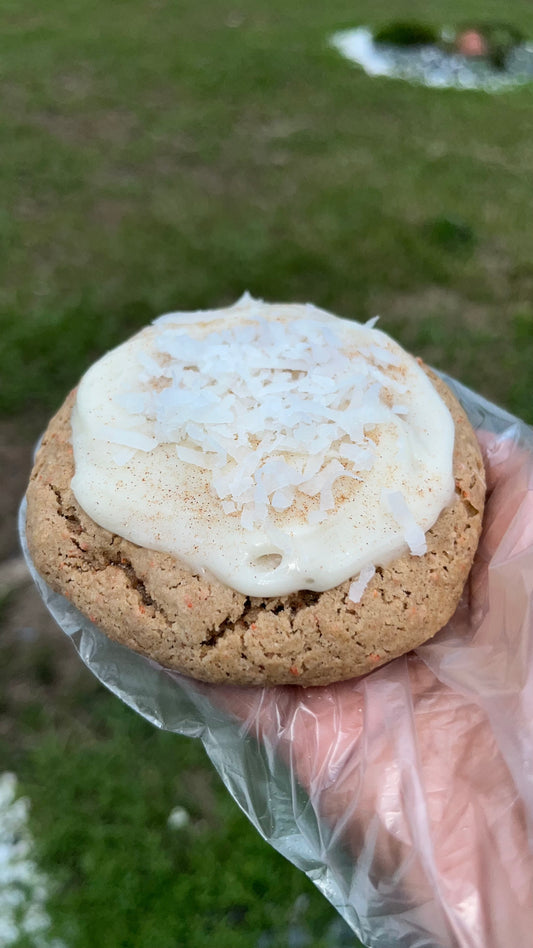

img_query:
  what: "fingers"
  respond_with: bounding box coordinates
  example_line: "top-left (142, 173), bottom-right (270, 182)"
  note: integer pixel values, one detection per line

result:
top-left (476, 427), bottom-right (529, 493)
top-left (211, 427), bottom-right (533, 947)
top-left (474, 429), bottom-right (533, 562)
top-left (217, 657), bottom-right (533, 947)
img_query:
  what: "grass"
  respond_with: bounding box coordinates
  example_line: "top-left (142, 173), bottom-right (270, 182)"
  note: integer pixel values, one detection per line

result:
top-left (10, 708), bottom-right (351, 948)
top-left (2, 0), bottom-right (533, 945)
top-left (2, 0), bottom-right (533, 423)
top-left (1, 618), bottom-right (356, 948)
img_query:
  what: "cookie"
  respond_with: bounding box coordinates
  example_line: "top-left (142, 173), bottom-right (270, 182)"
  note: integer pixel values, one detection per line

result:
top-left (25, 302), bottom-right (485, 686)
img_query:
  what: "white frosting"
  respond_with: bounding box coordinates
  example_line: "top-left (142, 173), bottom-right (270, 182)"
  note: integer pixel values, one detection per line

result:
top-left (70, 296), bottom-right (456, 596)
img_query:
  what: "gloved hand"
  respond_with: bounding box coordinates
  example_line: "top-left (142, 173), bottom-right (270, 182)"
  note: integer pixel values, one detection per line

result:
top-left (218, 426), bottom-right (533, 948)
top-left (21, 377), bottom-right (533, 948)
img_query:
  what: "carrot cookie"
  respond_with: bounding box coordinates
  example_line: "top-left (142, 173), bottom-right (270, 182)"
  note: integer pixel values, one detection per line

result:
top-left (25, 297), bottom-right (485, 685)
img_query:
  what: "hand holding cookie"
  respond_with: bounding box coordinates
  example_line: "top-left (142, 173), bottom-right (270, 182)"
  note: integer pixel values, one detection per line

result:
top-left (219, 431), bottom-right (533, 948)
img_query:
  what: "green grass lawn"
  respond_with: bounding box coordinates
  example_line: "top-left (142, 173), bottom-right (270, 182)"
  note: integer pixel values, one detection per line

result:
top-left (2, 0), bottom-right (533, 426)
top-left (1, 644), bottom-right (354, 948)
top-left (2, 0), bottom-right (533, 945)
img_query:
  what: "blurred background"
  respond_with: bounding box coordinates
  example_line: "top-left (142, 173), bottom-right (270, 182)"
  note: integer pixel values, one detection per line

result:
top-left (1, 0), bottom-right (532, 945)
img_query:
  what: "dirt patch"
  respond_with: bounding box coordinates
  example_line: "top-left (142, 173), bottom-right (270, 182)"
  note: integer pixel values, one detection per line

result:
top-left (367, 285), bottom-right (494, 332)
top-left (1, 583), bottom-right (93, 714)
top-left (0, 422), bottom-right (35, 560)
top-left (0, 422), bottom-right (97, 746)
top-left (29, 103), bottom-right (140, 149)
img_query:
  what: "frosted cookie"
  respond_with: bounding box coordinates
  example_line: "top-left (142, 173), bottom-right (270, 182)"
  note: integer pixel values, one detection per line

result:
top-left (25, 297), bottom-right (485, 686)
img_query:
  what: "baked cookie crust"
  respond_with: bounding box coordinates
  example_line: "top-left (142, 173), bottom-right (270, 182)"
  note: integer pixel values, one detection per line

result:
top-left (25, 372), bottom-right (485, 687)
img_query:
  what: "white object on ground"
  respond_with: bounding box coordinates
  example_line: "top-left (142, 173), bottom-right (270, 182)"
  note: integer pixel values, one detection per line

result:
top-left (167, 806), bottom-right (191, 830)
top-left (330, 26), bottom-right (533, 92)
top-left (0, 772), bottom-right (66, 948)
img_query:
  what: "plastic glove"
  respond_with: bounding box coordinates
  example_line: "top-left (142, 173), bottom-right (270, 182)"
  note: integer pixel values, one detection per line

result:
top-left (20, 376), bottom-right (533, 948)
top-left (218, 423), bottom-right (533, 947)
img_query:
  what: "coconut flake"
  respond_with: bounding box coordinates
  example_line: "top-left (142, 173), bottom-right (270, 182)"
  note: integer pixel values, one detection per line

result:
top-left (111, 446), bottom-right (136, 465)
top-left (240, 503), bottom-right (256, 531)
top-left (383, 490), bottom-right (427, 556)
top-left (110, 309), bottom-right (421, 529)
top-left (137, 350), bottom-right (173, 378)
top-left (366, 344), bottom-right (403, 368)
top-left (339, 443), bottom-right (374, 469)
top-left (176, 444), bottom-right (211, 468)
top-left (348, 563), bottom-right (376, 604)
top-left (300, 459), bottom-right (349, 497)
top-left (222, 500), bottom-right (237, 514)
top-left (271, 487), bottom-right (294, 511)
top-left (97, 426), bottom-right (158, 452)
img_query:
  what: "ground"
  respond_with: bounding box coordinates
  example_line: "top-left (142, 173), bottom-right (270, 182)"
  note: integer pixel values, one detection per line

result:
top-left (0, 417), bottom-right (98, 748)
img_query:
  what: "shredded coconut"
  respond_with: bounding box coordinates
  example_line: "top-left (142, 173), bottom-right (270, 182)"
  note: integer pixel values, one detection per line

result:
top-left (108, 313), bottom-right (410, 530)
top-left (383, 490), bottom-right (428, 556)
top-left (348, 563), bottom-right (376, 603)
top-left (70, 299), bottom-right (457, 596)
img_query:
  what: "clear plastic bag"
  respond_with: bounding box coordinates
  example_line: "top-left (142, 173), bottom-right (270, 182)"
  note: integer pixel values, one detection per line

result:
top-left (20, 374), bottom-right (533, 948)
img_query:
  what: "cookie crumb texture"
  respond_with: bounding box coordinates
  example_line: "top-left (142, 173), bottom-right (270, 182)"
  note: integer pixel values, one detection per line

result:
top-left (26, 375), bottom-right (485, 687)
